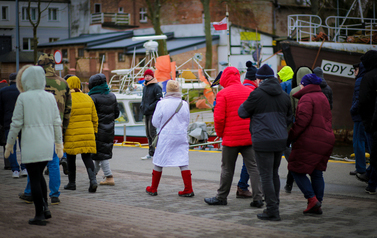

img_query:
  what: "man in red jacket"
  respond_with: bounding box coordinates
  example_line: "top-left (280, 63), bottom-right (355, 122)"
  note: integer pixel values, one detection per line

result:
top-left (204, 66), bottom-right (263, 207)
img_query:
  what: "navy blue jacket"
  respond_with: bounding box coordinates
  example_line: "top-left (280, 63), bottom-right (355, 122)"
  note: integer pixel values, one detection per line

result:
top-left (141, 82), bottom-right (162, 116)
top-left (0, 82), bottom-right (20, 129)
top-left (350, 63), bottom-right (366, 122)
top-left (238, 77), bottom-right (293, 152)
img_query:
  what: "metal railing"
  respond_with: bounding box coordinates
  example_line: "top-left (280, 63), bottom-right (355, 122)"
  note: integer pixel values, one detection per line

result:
top-left (288, 14), bottom-right (377, 44)
top-left (91, 13), bottom-right (130, 25)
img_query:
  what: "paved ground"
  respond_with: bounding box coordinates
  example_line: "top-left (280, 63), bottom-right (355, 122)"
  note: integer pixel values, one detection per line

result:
top-left (1, 146), bottom-right (377, 238)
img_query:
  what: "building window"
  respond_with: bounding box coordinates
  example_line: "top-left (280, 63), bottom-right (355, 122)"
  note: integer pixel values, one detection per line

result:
top-left (78, 48), bottom-right (84, 57)
top-left (118, 53), bottom-right (125, 62)
top-left (139, 8), bottom-right (147, 23)
top-left (22, 7), bottom-right (37, 21)
top-left (49, 38), bottom-right (59, 42)
top-left (48, 8), bottom-right (58, 21)
top-left (138, 57), bottom-right (145, 67)
top-left (1, 6), bottom-right (9, 20)
top-left (62, 49), bottom-right (68, 58)
top-left (22, 38), bottom-right (35, 51)
top-left (99, 53), bottom-right (106, 63)
top-left (94, 3), bottom-right (101, 13)
top-left (118, 7), bottom-right (123, 13)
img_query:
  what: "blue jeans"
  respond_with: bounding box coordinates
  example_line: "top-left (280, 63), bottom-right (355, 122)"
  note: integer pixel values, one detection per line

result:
top-left (237, 163), bottom-right (249, 190)
top-left (353, 122), bottom-right (369, 173)
top-left (24, 151), bottom-right (60, 198)
top-left (291, 169), bottom-right (324, 202)
top-left (4, 129), bottom-right (25, 172)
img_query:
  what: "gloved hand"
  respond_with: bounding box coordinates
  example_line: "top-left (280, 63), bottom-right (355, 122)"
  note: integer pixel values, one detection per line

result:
top-left (55, 143), bottom-right (64, 159)
top-left (4, 143), bottom-right (14, 159)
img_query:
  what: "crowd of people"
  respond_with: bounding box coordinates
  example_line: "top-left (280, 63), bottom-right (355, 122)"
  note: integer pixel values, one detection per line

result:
top-left (1, 50), bottom-right (377, 225)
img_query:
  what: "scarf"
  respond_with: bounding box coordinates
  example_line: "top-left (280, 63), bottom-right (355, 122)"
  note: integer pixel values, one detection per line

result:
top-left (164, 92), bottom-right (182, 98)
top-left (145, 78), bottom-right (158, 86)
top-left (88, 82), bottom-right (110, 95)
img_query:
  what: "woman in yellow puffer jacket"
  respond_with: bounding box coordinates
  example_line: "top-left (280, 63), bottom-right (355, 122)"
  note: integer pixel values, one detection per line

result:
top-left (64, 76), bottom-right (99, 193)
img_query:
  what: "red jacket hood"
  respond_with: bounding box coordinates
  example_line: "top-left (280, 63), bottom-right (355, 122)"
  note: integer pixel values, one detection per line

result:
top-left (220, 67), bottom-right (241, 88)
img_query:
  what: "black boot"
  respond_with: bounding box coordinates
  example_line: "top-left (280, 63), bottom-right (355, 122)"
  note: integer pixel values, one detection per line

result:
top-left (64, 170), bottom-right (76, 190)
top-left (87, 168), bottom-right (97, 193)
top-left (43, 199), bottom-right (51, 219)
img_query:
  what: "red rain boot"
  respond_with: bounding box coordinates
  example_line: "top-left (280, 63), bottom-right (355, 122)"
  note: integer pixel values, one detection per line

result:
top-left (146, 170), bottom-right (162, 196)
top-left (303, 196), bottom-right (321, 214)
top-left (178, 170), bottom-right (195, 197)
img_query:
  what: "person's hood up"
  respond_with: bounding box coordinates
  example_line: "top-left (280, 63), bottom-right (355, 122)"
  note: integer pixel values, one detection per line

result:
top-left (16, 65), bottom-right (46, 93)
top-left (292, 66), bottom-right (313, 88)
top-left (220, 66), bottom-right (241, 88)
top-left (258, 77), bottom-right (282, 96)
top-left (313, 67), bottom-right (327, 88)
top-left (277, 66), bottom-right (294, 82)
top-left (67, 76), bottom-right (81, 90)
top-left (37, 53), bottom-right (55, 77)
top-left (357, 62), bottom-right (366, 79)
top-left (361, 50), bottom-right (377, 72)
top-left (89, 73), bottom-right (106, 90)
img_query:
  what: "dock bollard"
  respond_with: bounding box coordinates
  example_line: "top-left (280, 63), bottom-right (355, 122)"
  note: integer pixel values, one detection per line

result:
top-left (123, 125), bottom-right (127, 142)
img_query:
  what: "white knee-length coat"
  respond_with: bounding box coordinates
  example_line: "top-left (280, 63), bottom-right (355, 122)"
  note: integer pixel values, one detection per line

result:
top-left (152, 95), bottom-right (189, 167)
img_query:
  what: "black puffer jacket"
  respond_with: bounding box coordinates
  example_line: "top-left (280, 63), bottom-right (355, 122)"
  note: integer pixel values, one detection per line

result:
top-left (238, 77), bottom-right (293, 152)
top-left (89, 74), bottom-right (120, 160)
top-left (359, 50), bottom-right (377, 133)
top-left (313, 67), bottom-right (333, 110)
top-left (141, 82), bottom-right (162, 115)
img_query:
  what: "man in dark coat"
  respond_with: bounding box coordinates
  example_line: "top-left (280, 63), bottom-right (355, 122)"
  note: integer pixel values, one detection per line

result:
top-left (357, 50), bottom-right (377, 194)
top-left (313, 67), bottom-right (333, 110)
top-left (239, 64), bottom-right (292, 221)
top-left (88, 73), bottom-right (119, 185)
top-left (140, 69), bottom-right (162, 160)
top-left (0, 73), bottom-right (26, 175)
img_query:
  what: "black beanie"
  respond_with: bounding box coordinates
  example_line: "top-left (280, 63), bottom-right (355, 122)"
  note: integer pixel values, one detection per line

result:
top-left (9, 73), bottom-right (17, 81)
top-left (245, 61), bottom-right (257, 80)
top-left (256, 64), bottom-right (274, 79)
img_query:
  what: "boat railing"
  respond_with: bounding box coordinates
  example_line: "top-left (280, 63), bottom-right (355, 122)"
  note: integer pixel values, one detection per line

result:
top-left (288, 14), bottom-right (377, 44)
top-left (288, 15), bottom-right (322, 42)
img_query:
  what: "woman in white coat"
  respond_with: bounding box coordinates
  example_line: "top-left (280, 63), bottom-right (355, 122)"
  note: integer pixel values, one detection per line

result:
top-left (145, 80), bottom-right (194, 197)
top-left (4, 65), bottom-right (63, 225)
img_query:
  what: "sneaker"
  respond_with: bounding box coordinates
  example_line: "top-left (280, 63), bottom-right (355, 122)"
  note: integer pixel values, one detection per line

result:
top-left (21, 169), bottom-right (28, 177)
top-left (12, 170), bottom-right (20, 178)
top-left (365, 186), bottom-right (376, 195)
top-left (141, 155), bottom-right (153, 160)
top-left (50, 197), bottom-right (60, 205)
top-left (18, 192), bottom-right (33, 204)
top-left (284, 184), bottom-right (292, 193)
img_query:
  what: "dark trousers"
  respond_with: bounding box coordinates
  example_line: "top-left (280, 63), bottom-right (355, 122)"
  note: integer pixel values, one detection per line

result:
top-left (25, 161), bottom-right (48, 217)
top-left (217, 145), bottom-right (263, 201)
top-left (284, 146), bottom-right (294, 186)
top-left (66, 153), bottom-right (95, 183)
top-left (145, 115), bottom-right (156, 156)
top-left (255, 151), bottom-right (283, 214)
top-left (291, 169), bottom-right (324, 202)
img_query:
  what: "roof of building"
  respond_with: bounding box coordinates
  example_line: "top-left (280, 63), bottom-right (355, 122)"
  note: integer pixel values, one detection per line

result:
top-left (38, 30), bottom-right (220, 56)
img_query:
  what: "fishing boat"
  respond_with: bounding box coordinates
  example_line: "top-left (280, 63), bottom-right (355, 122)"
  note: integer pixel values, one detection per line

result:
top-left (280, 10), bottom-right (377, 132)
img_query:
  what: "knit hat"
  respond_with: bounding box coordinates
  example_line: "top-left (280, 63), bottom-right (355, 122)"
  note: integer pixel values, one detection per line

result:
top-left (166, 80), bottom-right (180, 92)
top-left (245, 61), bottom-right (257, 80)
top-left (144, 69), bottom-right (154, 78)
top-left (9, 73), bottom-right (17, 82)
top-left (301, 73), bottom-right (322, 87)
top-left (256, 64), bottom-right (274, 79)
top-left (313, 67), bottom-right (324, 80)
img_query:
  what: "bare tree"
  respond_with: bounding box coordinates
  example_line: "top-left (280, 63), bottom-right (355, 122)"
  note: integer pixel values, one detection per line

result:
top-left (145, 0), bottom-right (168, 56)
top-left (26, 0), bottom-right (51, 64)
top-left (201, 0), bottom-right (212, 70)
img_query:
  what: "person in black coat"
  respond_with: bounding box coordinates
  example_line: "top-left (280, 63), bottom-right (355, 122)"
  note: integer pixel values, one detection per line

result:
top-left (313, 67), bottom-right (333, 110)
top-left (88, 73), bottom-right (120, 185)
top-left (140, 69), bottom-right (162, 160)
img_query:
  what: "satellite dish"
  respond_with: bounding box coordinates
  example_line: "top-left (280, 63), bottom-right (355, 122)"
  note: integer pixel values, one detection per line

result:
top-left (132, 35), bottom-right (168, 41)
top-left (194, 53), bottom-right (203, 61)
